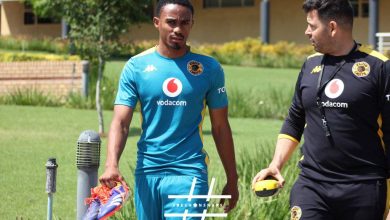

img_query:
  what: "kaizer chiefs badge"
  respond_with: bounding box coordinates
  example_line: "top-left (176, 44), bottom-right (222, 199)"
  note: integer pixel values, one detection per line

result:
top-left (291, 206), bottom-right (302, 220)
top-left (187, 60), bottom-right (204, 76)
top-left (352, 61), bottom-right (370, 77)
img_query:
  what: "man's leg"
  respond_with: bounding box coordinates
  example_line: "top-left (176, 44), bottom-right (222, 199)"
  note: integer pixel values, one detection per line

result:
top-left (332, 179), bottom-right (387, 220)
top-left (134, 175), bottom-right (163, 220)
top-left (160, 176), bottom-right (209, 220)
top-left (290, 175), bottom-right (332, 220)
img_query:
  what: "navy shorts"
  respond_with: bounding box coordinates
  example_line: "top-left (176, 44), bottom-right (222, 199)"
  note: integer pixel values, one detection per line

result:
top-left (290, 175), bottom-right (388, 220)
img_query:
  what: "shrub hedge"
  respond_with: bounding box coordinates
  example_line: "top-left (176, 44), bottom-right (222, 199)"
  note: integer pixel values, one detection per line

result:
top-left (194, 38), bottom-right (314, 68)
top-left (1, 37), bottom-right (388, 68)
top-left (0, 37), bottom-right (315, 68)
top-left (0, 52), bottom-right (80, 62)
top-left (119, 38), bottom-right (315, 68)
top-left (0, 36), bottom-right (69, 54)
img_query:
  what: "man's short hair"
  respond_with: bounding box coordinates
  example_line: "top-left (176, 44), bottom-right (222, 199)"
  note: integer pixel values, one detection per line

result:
top-left (302, 0), bottom-right (354, 29)
top-left (155, 0), bottom-right (194, 17)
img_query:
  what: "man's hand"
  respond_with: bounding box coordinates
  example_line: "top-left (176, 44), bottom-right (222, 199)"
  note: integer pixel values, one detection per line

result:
top-left (219, 181), bottom-right (239, 213)
top-left (251, 166), bottom-right (285, 189)
top-left (99, 166), bottom-right (128, 190)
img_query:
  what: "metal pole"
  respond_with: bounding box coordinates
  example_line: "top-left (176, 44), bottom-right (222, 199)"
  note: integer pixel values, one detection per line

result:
top-left (47, 194), bottom-right (53, 220)
top-left (368, 0), bottom-right (379, 48)
top-left (76, 130), bottom-right (101, 220)
top-left (61, 18), bottom-right (68, 39)
top-left (46, 158), bottom-right (58, 220)
top-left (261, 0), bottom-right (270, 44)
top-left (81, 61), bottom-right (89, 98)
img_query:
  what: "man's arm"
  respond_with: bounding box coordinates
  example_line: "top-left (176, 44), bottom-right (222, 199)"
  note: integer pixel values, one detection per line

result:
top-left (209, 107), bottom-right (239, 213)
top-left (99, 105), bottom-right (134, 188)
top-left (251, 138), bottom-right (299, 188)
top-left (382, 61), bottom-right (390, 173)
top-left (252, 68), bottom-right (305, 188)
top-left (380, 60), bottom-right (390, 220)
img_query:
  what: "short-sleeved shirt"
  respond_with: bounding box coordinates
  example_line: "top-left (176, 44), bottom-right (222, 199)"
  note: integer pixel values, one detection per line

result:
top-left (280, 45), bottom-right (390, 182)
top-left (115, 47), bottom-right (228, 179)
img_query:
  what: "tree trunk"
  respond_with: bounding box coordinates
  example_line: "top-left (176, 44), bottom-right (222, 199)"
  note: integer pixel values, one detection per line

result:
top-left (96, 54), bottom-right (105, 136)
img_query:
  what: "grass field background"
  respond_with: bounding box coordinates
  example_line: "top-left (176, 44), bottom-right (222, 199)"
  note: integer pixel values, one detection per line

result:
top-left (105, 61), bottom-right (299, 92)
top-left (0, 63), bottom-right (302, 219)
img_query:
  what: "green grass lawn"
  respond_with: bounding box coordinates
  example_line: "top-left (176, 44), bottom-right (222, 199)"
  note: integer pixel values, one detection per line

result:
top-left (0, 62), bottom-right (301, 219)
top-left (105, 61), bottom-right (300, 91)
top-left (0, 105), bottom-right (297, 219)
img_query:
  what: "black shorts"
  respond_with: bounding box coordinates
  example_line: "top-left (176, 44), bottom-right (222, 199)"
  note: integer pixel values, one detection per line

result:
top-left (290, 175), bottom-right (388, 220)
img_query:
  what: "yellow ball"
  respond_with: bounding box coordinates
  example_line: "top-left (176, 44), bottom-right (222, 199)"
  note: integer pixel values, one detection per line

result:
top-left (253, 179), bottom-right (279, 197)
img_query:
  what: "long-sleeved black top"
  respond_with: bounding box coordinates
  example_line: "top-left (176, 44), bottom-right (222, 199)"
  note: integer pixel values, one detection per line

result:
top-left (280, 45), bottom-right (390, 182)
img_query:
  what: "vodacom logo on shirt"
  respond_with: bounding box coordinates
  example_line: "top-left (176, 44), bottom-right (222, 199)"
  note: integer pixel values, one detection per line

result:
top-left (324, 79), bottom-right (344, 99)
top-left (157, 77), bottom-right (187, 106)
top-left (162, 77), bottom-right (183, 97)
top-left (322, 79), bottom-right (348, 108)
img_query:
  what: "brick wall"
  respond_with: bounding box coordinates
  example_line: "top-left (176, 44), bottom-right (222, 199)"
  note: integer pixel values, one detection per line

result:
top-left (0, 61), bottom-right (87, 98)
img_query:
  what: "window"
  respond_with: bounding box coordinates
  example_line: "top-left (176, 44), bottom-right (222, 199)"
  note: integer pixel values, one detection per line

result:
top-left (37, 17), bottom-right (60, 24)
top-left (203, 0), bottom-right (254, 8)
top-left (350, 0), bottom-right (369, 18)
top-left (24, 2), bottom-right (60, 25)
top-left (361, 1), bottom-right (369, 17)
top-left (24, 2), bottom-right (35, 25)
top-left (24, 12), bottom-right (35, 25)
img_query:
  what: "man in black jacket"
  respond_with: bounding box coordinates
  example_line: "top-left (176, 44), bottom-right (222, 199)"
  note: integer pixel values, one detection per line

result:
top-left (252, 0), bottom-right (390, 219)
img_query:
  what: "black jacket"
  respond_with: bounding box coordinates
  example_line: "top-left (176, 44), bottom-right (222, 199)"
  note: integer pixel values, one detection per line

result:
top-left (281, 45), bottom-right (390, 182)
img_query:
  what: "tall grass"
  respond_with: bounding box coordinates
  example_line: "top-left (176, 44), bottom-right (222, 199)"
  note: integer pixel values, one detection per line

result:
top-left (111, 141), bottom-right (301, 220)
top-left (227, 142), bottom-right (300, 220)
top-left (0, 105), bottom-right (286, 218)
top-left (0, 74), bottom-right (118, 110)
top-left (228, 87), bottom-right (293, 120)
top-left (0, 89), bottom-right (62, 107)
top-left (0, 36), bottom-right (69, 54)
top-left (0, 80), bottom-right (294, 120)
top-left (65, 93), bottom-right (95, 109)
top-left (0, 85), bottom-right (293, 119)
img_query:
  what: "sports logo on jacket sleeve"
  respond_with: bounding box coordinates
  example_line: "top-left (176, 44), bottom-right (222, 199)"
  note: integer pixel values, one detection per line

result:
top-left (352, 61), bottom-right (370, 77)
top-left (187, 60), bottom-right (204, 76)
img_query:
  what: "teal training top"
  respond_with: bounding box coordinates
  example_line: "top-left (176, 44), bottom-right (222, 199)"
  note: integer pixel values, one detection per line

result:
top-left (115, 47), bottom-right (228, 179)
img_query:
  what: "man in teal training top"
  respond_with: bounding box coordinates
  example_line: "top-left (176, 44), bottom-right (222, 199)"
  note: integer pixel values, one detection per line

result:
top-left (99, 0), bottom-right (239, 219)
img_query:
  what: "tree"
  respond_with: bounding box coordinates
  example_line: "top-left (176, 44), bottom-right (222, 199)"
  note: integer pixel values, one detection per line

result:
top-left (31, 0), bottom-right (151, 135)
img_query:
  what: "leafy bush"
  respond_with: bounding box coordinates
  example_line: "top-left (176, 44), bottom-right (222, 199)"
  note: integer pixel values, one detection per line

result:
top-left (0, 89), bottom-right (62, 107)
top-left (61, 74), bottom-right (118, 110)
top-left (0, 36), bottom-right (315, 68)
top-left (0, 36), bottom-right (69, 54)
top-left (194, 38), bottom-right (314, 68)
top-left (0, 52), bottom-right (80, 61)
top-left (111, 40), bottom-right (158, 59)
top-left (111, 38), bottom-right (313, 69)
top-left (119, 38), bottom-right (313, 68)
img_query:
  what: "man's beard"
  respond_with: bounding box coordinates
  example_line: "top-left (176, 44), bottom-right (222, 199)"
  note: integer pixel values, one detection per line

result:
top-left (169, 43), bottom-right (181, 50)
